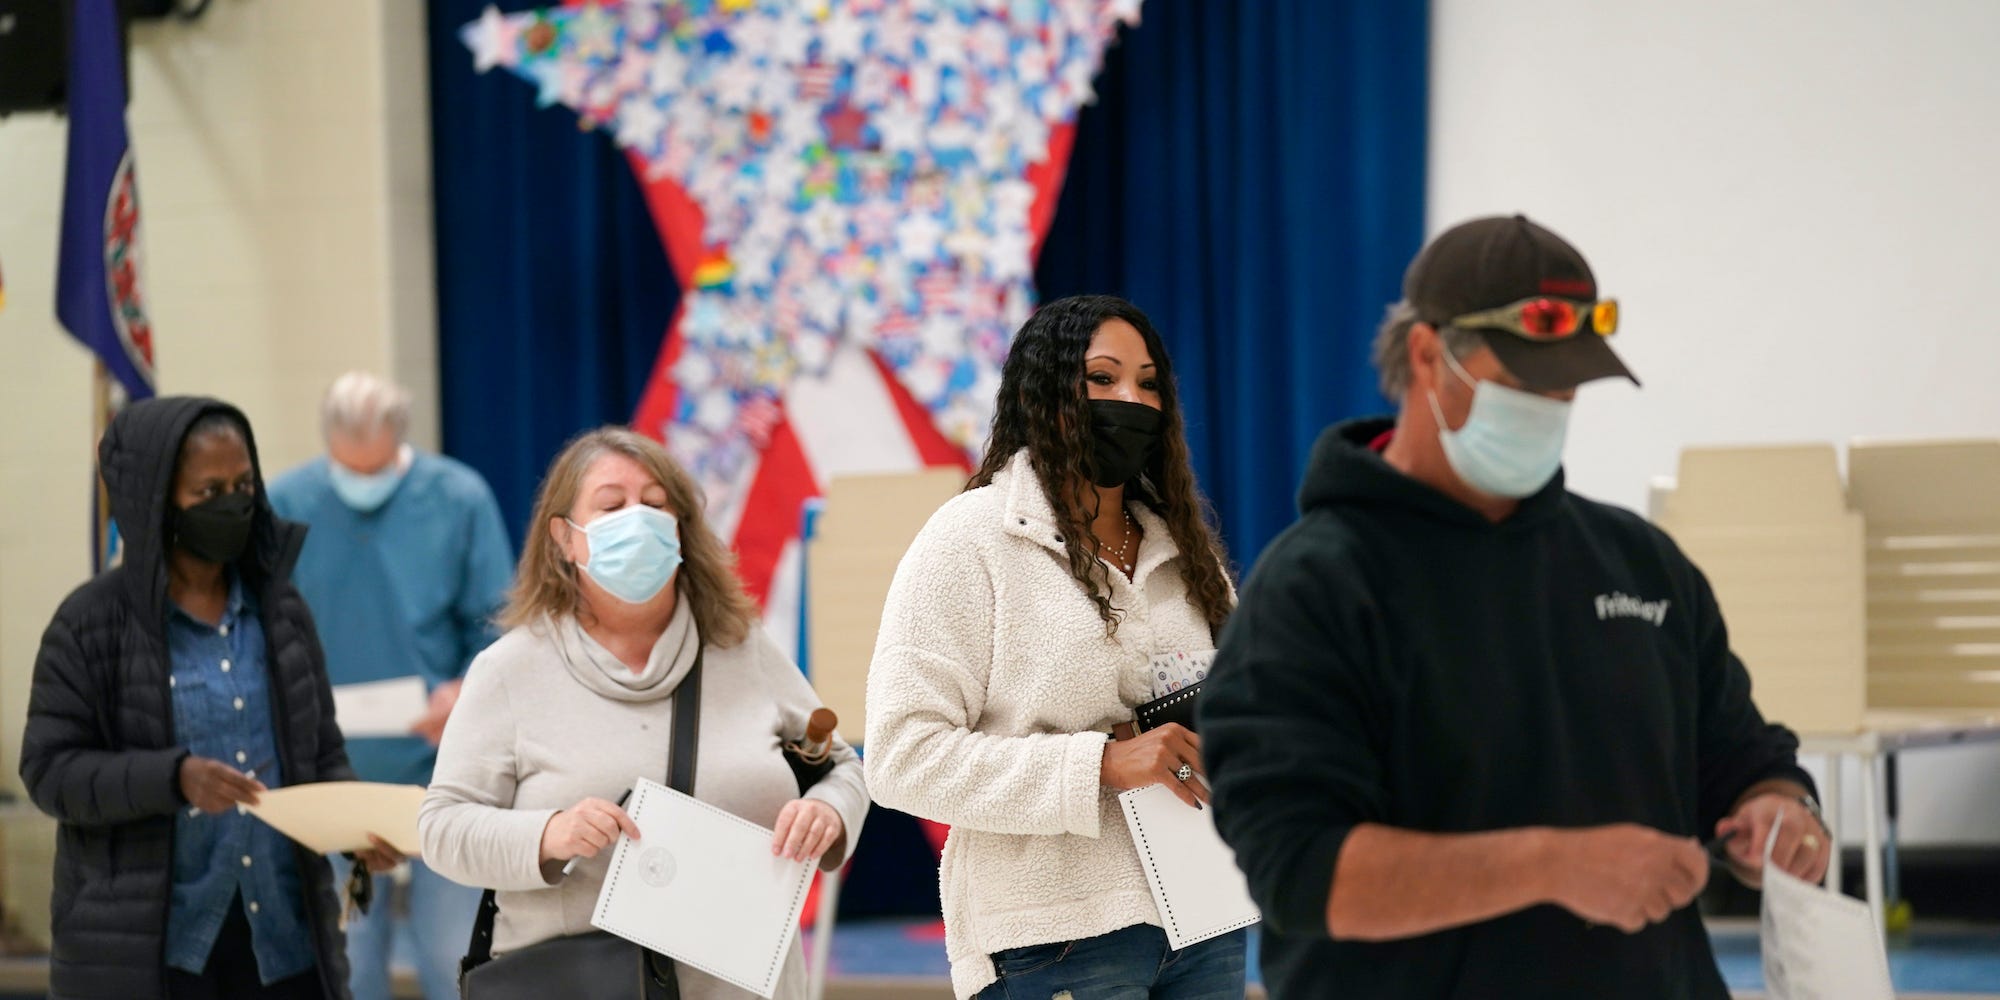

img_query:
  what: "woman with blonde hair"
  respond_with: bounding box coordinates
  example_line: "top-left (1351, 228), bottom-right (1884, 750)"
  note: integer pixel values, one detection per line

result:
top-left (420, 427), bottom-right (867, 1000)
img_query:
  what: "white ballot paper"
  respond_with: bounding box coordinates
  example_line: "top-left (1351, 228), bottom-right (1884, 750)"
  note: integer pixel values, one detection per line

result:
top-left (1760, 814), bottom-right (1894, 1000)
top-left (592, 778), bottom-right (813, 999)
top-left (245, 782), bottom-right (424, 856)
top-left (1119, 781), bottom-right (1261, 950)
top-left (331, 676), bottom-right (429, 738)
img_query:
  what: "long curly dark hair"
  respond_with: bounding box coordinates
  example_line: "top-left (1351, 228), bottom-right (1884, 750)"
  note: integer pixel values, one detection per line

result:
top-left (969, 295), bottom-right (1233, 635)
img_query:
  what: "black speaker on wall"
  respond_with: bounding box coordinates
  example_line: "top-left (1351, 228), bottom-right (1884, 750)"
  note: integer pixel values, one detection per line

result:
top-left (0, 1), bottom-right (70, 115)
top-left (0, 0), bottom-right (191, 117)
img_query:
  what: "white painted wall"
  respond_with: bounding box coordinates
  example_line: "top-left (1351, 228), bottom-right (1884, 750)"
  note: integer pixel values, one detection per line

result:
top-left (1431, 0), bottom-right (2000, 846)
top-left (0, 0), bottom-right (436, 940)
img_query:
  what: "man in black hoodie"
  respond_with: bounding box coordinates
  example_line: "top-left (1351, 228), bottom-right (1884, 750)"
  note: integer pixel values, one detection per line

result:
top-left (22, 396), bottom-right (398, 999)
top-left (1201, 216), bottom-right (1829, 998)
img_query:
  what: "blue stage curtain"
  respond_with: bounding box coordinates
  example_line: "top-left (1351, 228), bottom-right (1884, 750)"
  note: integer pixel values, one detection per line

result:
top-left (427, 0), bottom-right (1427, 564)
top-left (1038, 0), bottom-right (1429, 565)
top-left (428, 0), bottom-right (680, 547)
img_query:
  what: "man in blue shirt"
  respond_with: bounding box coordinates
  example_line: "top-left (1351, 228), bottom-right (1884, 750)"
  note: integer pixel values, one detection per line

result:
top-left (269, 373), bottom-right (515, 1000)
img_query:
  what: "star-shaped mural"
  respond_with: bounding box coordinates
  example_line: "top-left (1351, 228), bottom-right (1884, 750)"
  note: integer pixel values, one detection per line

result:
top-left (465, 0), bottom-right (1137, 518)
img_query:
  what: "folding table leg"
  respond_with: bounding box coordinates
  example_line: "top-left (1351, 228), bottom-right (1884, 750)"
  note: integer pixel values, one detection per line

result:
top-left (1824, 751), bottom-right (1843, 895)
top-left (1859, 750), bottom-right (1886, 938)
top-left (808, 868), bottom-right (843, 1000)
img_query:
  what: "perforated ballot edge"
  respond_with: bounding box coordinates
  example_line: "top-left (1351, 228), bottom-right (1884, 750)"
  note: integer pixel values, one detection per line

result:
top-left (591, 778), bottom-right (814, 998)
top-left (1119, 783), bottom-right (1262, 950)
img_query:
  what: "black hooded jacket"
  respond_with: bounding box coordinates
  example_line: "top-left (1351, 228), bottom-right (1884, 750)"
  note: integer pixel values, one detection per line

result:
top-left (1201, 418), bottom-right (1813, 999)
top-left (20, 396), bottom-right (354, 1000)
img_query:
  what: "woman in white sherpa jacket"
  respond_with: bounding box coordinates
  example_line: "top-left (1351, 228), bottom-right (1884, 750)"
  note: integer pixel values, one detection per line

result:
top-left (866, 295), bottom-right (1243, 999)
top-left (419, 428), bottom-right (868, 1000)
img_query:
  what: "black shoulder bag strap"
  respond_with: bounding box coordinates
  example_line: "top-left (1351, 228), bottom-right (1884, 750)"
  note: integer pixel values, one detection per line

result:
top-left (462, 647), bottom-right (705, 976)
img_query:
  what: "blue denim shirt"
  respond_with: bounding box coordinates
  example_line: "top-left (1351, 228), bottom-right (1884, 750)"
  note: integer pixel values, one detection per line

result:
top-left (164, 577), bottom-right (317, 983)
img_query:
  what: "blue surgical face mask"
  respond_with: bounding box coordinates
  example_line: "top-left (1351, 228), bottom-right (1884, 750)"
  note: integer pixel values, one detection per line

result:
top-left (1426, 348), bottom-right (1571, 499)
top-left (329, 448), bottom-right (409, 513)
top-left (567, 505), bottom-right (683, 604)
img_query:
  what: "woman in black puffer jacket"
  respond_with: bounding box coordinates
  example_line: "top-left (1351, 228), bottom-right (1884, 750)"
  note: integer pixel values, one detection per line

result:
top-left (21, 396), bottom-right (399, 1000)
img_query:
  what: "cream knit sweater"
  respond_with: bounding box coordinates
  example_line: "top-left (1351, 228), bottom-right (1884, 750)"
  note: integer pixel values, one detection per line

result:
top-left (865, 450), bottom-right (1220, 998)
top-left (419, 595), bottom-right (868, 1000)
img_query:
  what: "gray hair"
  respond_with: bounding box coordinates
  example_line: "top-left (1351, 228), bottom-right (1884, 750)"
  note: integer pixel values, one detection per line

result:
top-left (1370, 300), bottom-right (1486, 402)
top-left (320, 372), bottom-right (411, 441)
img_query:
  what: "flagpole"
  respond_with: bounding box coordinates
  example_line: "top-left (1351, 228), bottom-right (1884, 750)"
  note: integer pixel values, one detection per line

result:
top-left (92, 361), bottom-right (112, 573)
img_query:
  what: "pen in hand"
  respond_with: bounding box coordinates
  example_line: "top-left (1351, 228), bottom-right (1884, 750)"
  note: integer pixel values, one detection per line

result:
top-left (560, 788), bottom-right (634, 877)
top-left (1708, 830), bottom-right (1737, 864)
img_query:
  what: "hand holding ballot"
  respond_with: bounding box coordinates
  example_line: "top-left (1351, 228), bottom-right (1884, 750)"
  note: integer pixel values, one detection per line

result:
top-left (1715, 789), bottom-right (1833, 887)
top-left (769, 797), bottom-right (845, 864)
top-left (353, 833), bottom-right (405, 874)
top-left (183, 760), bottom-right (413, 875)
top-left (178, 755), bottom-right (266, 814)
top-left (410, 677), bottom-right (465, 746)
top-left (1100, 723), bottom-right (1208, 810)
top-left (1542, 824), bottom-right (1708, 933)
top-left (540, 794), bottom-right (643, 867)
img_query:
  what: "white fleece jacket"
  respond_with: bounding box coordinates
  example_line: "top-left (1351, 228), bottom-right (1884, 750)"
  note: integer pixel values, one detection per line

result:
top-left (419, 595), bottom-right (868, 1000)
top-left (864, 450), bottom-right (1220, 998)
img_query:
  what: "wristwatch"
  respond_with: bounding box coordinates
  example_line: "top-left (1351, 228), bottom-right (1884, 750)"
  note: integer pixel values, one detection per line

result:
top-left (1796, 793), bottom-right (1828, 832)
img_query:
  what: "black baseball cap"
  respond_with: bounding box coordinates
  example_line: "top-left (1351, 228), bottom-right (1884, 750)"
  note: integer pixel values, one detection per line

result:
top-left (1405, 214), bottom-right (1638, 391)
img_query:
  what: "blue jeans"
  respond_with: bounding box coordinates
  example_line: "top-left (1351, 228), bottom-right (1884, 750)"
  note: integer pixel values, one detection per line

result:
top-left (331, 857), bottom-right (482, 1000)
top-left (977, 923), bottom-right (1248, 999)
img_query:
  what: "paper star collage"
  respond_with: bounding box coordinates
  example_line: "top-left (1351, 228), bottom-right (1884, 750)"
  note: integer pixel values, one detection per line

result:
top-left (464, 0), bottom-right (1140, 503)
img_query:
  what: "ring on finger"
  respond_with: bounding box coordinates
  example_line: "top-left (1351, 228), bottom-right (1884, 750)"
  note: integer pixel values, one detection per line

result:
top-left (1174, 763), bottom-right (1193, 783)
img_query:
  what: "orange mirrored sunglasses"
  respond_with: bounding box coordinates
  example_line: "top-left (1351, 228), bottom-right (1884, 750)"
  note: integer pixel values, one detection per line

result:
top-left (1448, 297), bottom-right (1619, 341)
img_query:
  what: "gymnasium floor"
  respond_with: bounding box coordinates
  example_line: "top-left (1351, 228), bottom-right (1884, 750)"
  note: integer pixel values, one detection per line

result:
top-left (806, 918), bottom-right (2000, 998)
top-left (2, 918), bottom-right (1992, 998)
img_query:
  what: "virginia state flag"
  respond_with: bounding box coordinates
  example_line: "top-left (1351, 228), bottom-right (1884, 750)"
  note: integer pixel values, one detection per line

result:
top-left (58, 0), bottom-right (154, 572)
top-left (57, 0), bottom-right (156, 405)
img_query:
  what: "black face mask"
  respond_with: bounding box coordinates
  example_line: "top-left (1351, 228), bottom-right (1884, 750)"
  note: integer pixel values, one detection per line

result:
top-left (174, 492), bottom-right (255, 564)
top-left (1086, 399), bottom-right (1164, 488)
